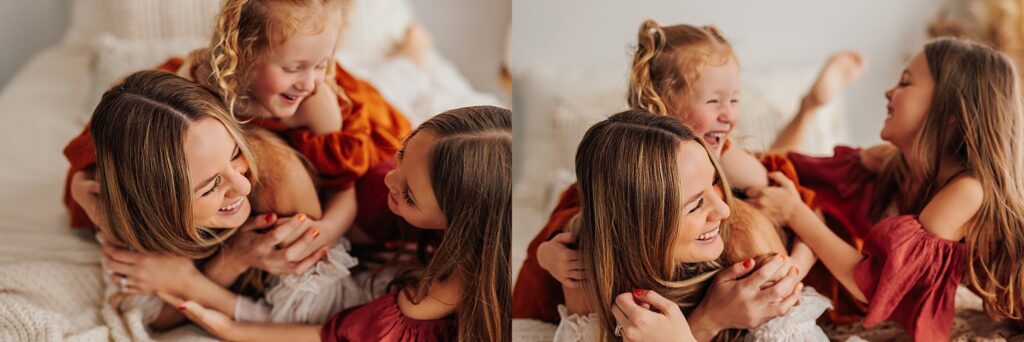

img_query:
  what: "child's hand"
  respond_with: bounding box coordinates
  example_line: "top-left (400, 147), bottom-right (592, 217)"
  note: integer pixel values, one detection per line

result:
top-left (70, 169), bottom-right (108, 229)
top-left (100, 242), bottom-right (198, 297)
top-left (611, 290), bottom-right (695, 342)
top-left (537, 232), bottom-right (584, 289)
top-left (293, 80), bottom-right (342, 135)
top-left (746, 172), bottom-right (804, 226)
top-left (225, 213), bottom-right (329, 275)
top-left (158, 292), bottom-right (240, 341)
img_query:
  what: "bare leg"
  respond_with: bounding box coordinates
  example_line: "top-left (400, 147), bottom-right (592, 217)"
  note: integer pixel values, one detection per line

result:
top-left (770, 51), bottom-right (867, 154)
top-left (396, 23), bottom-right (434, 68)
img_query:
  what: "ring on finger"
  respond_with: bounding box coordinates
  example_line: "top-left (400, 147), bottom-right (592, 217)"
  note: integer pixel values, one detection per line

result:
top-left (119, 275), bottom-right (129, 292)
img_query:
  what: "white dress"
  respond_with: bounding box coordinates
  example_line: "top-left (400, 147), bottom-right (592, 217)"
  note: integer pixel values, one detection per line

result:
top-left (552, 287), bottom-right (831, 342)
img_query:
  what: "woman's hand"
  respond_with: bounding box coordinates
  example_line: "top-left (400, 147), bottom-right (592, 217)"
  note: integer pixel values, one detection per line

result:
top-left (537, 232), bottom-right (584, 289)
top-left (70, 169), bottom-right (108, 229)
top-left (688, 255), bottom-right (803, 338)
top-left (746, 172), bottom-right (805, 226)
top-left (223, 213), bottom-right (329, 275)
top-left (611, 289), bottom-right (696, 342)
top-left (100, 242), bottom-right (199, 297)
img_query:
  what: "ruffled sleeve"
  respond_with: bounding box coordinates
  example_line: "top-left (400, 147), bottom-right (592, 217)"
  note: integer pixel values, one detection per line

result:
top-left (787, 146), bottom-right (879, 239)
top-left (320, 290), bottom-right (456, 342)
top-left (854, 215), bottom-right (966, 342)
top-left (552, 305), bottom-right (598, 342)
top-left (512, 185), bottom-right (582, 323)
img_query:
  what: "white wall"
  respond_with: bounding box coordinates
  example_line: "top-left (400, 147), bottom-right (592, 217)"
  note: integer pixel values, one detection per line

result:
top-left (0, 1), bottom-right (510, 103)
top-left (510, 0), bottom-right (952, 146)
top-left (411, 0), bottom-right (511, 103)
top-left (0, 0), bottom-right (69, 91)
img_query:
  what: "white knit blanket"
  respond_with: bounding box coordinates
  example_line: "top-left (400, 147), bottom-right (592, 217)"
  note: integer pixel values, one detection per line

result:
top-left (0, 231), bottom-right (218, 342)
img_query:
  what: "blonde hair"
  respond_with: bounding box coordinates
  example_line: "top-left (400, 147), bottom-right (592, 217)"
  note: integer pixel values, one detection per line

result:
top-left (628, 19), bottom-right (736, 119)
top-left (573, 109), bottom-right (733, 341)
top-left (91, 70), bottom-right (258, 259)
top-left (873, 37), bottom-right (1024, 320)
top-left (201, 0), bottom-right (344, 114)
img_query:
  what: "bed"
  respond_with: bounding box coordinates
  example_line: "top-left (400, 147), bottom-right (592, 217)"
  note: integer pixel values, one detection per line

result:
top-left (509, 58), bottom-right (1023, 342)
top-left (0, 0), bottom-right (503, 340)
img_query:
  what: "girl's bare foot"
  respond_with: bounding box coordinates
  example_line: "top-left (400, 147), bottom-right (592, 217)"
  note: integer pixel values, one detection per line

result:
top-left (397, 23), bottom-right (434, 68)
top-left (804, 51), bottom-right (867, 109)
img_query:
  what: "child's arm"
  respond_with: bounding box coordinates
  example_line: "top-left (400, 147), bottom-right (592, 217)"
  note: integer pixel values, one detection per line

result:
top-left (537, 232), bottom-right (591, 315)
top-left (787, 238), bottom-right (816, 281)
top-left (783, 199), bottom-right (867, 302)
top-left (172, 296), bottom-right (320, 342)
top-left (289, 80), bottom-right (342, 135)
top-left (719, 147), bottom-right (769, 191)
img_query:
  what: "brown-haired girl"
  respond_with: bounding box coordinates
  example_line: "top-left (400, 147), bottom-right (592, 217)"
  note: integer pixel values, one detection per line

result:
top-left (64, 0), bottom-right (413, 265)
top-left (168, 106), bottom-right (511, 341)
top-left (513, 19), bottom-right (863, 336)
top-left (750, 37), bottom-right (1024, 341)
top-left (77, 70), bottom-right (370, 331)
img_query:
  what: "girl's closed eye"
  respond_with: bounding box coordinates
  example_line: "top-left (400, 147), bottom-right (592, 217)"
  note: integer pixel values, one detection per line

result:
top-left (401, 188), bottom-right (416, 206)
top-left (706, 99), bottom-right (719, 104)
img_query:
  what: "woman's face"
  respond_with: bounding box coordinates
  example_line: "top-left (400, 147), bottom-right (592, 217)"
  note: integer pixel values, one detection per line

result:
top-left (672, 140), bottom-right (730, 264)
top-left (881, 50), bottom-right (934, 150)
top-left (676, 58), bottom-right (740, 157)
top-left (185, 118), bottom-right (252, 229)
top-left (384, 131), bottom-right (447, 230)
top-left (248, 8), bottom-right (342, 119)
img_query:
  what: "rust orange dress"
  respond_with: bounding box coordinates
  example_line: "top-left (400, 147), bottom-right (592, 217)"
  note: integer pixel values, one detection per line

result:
top-left (62, 57), bottom-right (412, 234)
top-left (511, 141), bottom-right (816, 324)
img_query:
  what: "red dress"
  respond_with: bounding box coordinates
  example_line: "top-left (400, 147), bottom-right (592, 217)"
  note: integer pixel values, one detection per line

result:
top-left (320, 290), bottom-right (456, 341)
top-left (511, 141), bottom-right (816, 323)
top-left (62, 57), bottom-right (411, 237)
top-left (789, 146), bottom-right (967, 342)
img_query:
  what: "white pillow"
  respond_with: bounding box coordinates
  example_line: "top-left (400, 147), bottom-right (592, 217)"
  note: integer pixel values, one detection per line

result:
top-left (99, 0), bottom-right (220, 41)
top-left (336, 0), bottom-right (414, 66)
top-left (86, 34), bottom-right (207, 114)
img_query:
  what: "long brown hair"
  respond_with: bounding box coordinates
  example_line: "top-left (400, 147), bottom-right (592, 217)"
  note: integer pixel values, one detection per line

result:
top-left (398, 106), bottom-right (511, 341)
top-left (91, 70), bottom-right (259, 259)
top-left (200, 0), bottom-right (344, 114)
top-left (574, 109), bottom-right (733, 341)
top-left (628, 19), bottom-right (736, 118)
top-left (872, 37), bottom-right (1024, 320)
